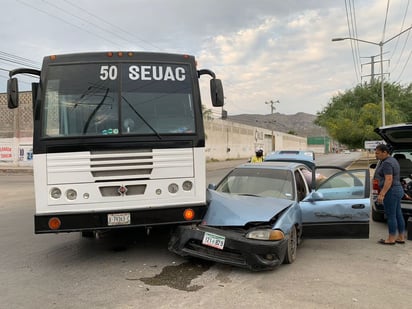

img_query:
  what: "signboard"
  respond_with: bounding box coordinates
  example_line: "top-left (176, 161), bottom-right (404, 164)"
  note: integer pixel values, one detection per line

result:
top-left (0, 144), bottom-right (13, 162)
top-left (364, 140), bottom-right (385, 150)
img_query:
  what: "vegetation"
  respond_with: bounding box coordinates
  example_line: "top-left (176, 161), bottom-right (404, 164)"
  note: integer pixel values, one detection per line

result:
top-left (315, 81), bottom-right (412, 148)
top-left (202, 104), bottom-right (213, 120)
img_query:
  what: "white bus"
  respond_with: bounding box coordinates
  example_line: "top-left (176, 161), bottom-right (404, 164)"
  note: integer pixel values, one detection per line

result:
top-left (7, 51), bottom-right (224, 235)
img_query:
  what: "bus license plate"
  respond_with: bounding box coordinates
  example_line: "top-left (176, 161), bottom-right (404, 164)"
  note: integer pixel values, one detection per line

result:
top-left (107, 213), bottom-right (131, 226)
top-left (202, 232), bottom-right (225, 250)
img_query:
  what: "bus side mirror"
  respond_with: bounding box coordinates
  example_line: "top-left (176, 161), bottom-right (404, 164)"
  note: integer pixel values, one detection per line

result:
top-left (7, 78), bottom-right (19, 109)
top-left (210, 78), bottom-right (224, 107)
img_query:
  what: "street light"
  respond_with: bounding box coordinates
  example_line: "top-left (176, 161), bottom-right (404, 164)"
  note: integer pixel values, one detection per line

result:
top-left (332, 24), bottom-right (412, 126)
top-left (265, 100), bottom-right (279, 151)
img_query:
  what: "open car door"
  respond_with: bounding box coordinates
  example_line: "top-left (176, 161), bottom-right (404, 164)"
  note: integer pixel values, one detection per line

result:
top-left (300, 168), bottom-right (370, 239)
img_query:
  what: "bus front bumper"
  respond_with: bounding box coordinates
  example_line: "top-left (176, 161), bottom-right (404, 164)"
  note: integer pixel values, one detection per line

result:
top-left (34, 205), bottom-right (206, 234)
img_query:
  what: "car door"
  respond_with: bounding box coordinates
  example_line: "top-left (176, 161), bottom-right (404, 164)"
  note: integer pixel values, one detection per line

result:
top-left (300, 168), bottom-right (370, 239)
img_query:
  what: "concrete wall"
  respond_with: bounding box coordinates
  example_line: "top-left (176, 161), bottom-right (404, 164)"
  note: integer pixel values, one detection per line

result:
top-left (0, 92), bottom-right (308, 166)
top-left (204, 118), bottom-right (308, 161)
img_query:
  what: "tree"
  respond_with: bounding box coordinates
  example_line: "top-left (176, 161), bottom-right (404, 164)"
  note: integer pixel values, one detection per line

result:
top-left (316, 81), bottom-right (411, 148)
top-left (202, 104), bottom-right (213, 120)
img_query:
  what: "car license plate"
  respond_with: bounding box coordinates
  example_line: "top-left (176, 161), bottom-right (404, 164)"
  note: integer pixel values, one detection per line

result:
top-left (107, 213), bottom-right (131, 226)
top-left (202, 232), bottom-right (225, 250)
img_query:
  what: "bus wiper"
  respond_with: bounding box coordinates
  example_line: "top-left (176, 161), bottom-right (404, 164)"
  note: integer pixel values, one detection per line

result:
top-left (83, 88), bottom-right (110, 134)
top-left (121, 96), bottom-right (162, 139)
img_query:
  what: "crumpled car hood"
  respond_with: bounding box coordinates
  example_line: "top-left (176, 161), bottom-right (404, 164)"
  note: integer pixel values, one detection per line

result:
top-left (203, 190), bottom-right (293, 226)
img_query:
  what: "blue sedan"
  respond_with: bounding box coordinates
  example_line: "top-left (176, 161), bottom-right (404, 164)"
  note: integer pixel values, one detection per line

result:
top-left (168, 162), bottom-right (370, 271)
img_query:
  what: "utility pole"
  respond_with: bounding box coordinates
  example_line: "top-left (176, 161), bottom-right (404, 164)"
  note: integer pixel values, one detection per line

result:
top-left (332, 24), bottom-right (412, 126)
top-left (361, 53), bottom-right (389, 83)
top-left (265, 100), bottom-right (279, 151)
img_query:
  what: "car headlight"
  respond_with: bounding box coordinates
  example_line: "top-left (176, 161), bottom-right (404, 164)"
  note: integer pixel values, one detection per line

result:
top-left (246, 229), bottom-right (284, 241)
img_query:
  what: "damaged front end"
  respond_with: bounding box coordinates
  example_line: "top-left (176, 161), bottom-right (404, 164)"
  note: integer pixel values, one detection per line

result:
top-left (168, 224), bottom-right (288, 271)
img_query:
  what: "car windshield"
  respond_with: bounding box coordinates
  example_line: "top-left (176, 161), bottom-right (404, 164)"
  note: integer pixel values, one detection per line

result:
top-left (215, 168), bottom-right (295, 200)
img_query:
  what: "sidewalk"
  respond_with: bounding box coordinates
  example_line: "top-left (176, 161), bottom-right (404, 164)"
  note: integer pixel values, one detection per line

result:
top-left (206, 158), bottom-right (248, 171)
top-left (0, 166), bottom-right (33, 175)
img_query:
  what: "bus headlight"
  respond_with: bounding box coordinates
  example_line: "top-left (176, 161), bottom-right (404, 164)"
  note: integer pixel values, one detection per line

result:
top-left (182, 181), bottom-right (193, 191)
top-left (168, 183), bottom-right (179, 194)
top-left (66, 189), bottom-right (78, 200)
top-left (50, 187), bottom-right (62, 199)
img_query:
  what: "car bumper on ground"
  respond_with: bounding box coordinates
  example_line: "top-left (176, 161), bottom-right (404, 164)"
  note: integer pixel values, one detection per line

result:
top-left (168, 224), bottom-right (288, 271)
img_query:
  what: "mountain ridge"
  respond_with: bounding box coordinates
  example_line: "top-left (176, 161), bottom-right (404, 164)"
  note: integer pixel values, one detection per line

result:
top-left (227, 112), bottom-right (327, 137)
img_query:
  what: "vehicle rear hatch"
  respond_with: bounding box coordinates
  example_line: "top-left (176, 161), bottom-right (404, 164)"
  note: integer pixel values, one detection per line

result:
top-left (374, 123), bottom-right (412, 150)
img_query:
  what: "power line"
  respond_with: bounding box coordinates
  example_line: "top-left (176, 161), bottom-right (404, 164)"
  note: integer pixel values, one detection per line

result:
top-left (344, 0), bottom-right (360, 83)
top-left (16, 0), bottom-right (125, 48)
top-left (390, 0), bottom-right (411, 76)
top-left (62, 0), bottom-right (162, 51)
top-left (382, 0), bottom-right (390, 42)
top-left (395, 48), bottom-right (412, 81)
top-left (0, 51), bottom-right (40, 68)
top-left (389, 0), bottom-right (410, 61)
top-left (42, 0), bottom-right (151, 51)
top-left (17, 0), bottom-right (162, 52)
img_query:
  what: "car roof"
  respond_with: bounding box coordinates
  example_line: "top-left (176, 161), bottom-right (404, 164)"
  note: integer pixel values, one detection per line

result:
top-left (236, 161), bottom-right (308, 171)
top-left (264, 151), bottom-right (315, 169)
top-left (374, 123), bottom-right (412, 150)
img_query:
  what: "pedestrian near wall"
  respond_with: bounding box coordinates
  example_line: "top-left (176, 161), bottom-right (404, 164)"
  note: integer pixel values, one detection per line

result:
top-left (374, 144), bottom-right (406, 245)
top-left (250, 148), bottom-right (264, 163)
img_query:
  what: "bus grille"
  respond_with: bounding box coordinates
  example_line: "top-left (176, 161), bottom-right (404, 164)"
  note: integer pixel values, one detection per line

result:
top-left (46, 148), bottom-right (194, 184)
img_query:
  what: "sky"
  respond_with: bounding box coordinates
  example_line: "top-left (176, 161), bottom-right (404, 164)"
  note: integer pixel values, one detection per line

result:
top-left (0, 0), bottom-right (411, 117)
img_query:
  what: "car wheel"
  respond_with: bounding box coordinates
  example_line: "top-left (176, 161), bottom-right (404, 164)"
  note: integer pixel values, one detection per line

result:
top-left (372, 208), bottom-right (385, 222)
top-left (283, 225), bottom-right (297, 264)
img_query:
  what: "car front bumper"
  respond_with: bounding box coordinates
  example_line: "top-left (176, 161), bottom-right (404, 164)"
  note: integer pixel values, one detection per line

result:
top-left (168, 224), bottom-right (287, 271)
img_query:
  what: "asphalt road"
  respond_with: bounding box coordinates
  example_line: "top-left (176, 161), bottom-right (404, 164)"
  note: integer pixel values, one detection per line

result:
top-left (0, 153), bottom-right (411, 309)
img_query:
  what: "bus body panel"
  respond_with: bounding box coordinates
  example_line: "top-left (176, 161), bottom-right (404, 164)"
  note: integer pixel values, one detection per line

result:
top-left (9, 51), bottom-right (220, 234)
top-left (34, 147), bottom-right (205, 214)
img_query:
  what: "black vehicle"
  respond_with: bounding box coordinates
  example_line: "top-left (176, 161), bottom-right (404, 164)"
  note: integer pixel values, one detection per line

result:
top-left (371, 123), bottom-right (412, 221)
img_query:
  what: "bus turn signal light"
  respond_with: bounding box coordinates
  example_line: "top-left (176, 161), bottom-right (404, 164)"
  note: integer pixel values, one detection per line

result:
top-left (48, 217), bottom-right (61, 230)
top-left (183, 208), bottom-right (195, 221)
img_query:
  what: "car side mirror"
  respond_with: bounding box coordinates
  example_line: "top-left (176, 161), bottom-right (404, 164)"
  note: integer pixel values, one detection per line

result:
top-left (369, 163), bottom-right (377, 169)
top-left (305, 191), bottom-right (324, 202)
top-left (208, 183), bottom-right (217, 190)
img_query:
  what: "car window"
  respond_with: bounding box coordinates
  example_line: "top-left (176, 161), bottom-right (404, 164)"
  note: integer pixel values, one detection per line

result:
top-left (294, 170), bottom-right (308, 201)
top-left (316, 170), bottom-right (367, 200)
top-left (215, 168), bottom-right (295, 200)
top-left (393, 151), bottom-right (412, 178)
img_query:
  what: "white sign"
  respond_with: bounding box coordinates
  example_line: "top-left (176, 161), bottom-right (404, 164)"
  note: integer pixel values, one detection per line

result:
top-left (364, 140), bottom-right (385, 149)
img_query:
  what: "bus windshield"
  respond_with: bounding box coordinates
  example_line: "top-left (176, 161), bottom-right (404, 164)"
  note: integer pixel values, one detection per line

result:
top-left (42, 62), bottom-right (196, 137)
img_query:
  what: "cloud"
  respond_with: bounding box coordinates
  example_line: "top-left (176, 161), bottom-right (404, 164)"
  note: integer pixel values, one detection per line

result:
top-left (1, 0), bottom-right (411, 117)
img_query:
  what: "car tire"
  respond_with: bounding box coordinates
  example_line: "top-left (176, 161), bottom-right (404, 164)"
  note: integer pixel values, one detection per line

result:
top-left (283, 225), bottom-right (297, 264)
top-left (372, 208), bottom-right (385, 222)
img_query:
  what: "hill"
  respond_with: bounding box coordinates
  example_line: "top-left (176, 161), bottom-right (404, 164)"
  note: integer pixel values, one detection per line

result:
top-left (227, 112), bottom-right (327, 137)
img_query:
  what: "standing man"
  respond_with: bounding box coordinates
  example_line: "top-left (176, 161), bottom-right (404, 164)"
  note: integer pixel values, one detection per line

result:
top-left (374, 144), bottom-right (406, 245)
